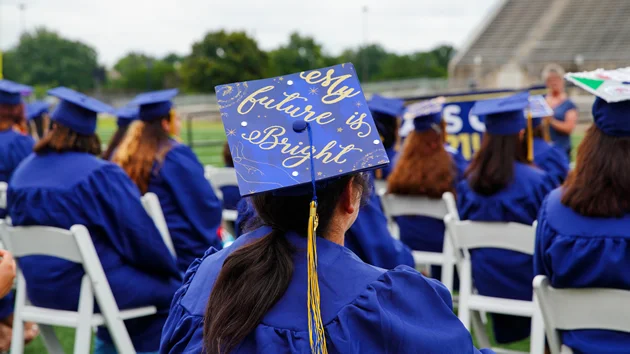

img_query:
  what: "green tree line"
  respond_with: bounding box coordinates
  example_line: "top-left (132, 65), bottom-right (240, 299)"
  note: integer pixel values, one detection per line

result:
top-left (3, 27), bottom-right (454, 94)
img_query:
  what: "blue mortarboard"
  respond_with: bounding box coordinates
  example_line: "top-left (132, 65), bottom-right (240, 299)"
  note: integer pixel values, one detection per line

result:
top-left (216, 63), bottom-right (388, 197)
top-left (528, 95), bottom-right (553, 128)
top-left (115, 105), bottom-right (139, 127)
top-left (592, 97), bottom-right (630, 137)
top-left (131, 89), bottom-right (178, 121)
top-left (48, 87), bottom-right (113, 135)
top-left (368, 94), bottom-right (405, 117)
top-left (404, 97), bottom-right (445, 132)
top-left (25, 101), bottom-right (50, 121)
top-left (471, 92), bottom-right (529, 135)
top-left (0, 79), bottom-right (32, 105)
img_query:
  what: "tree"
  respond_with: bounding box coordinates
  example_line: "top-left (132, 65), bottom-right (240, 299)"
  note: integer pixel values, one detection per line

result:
top-left (180, 30), bottom-right (268, 92)
top-left (339, 44), bottom-right (389, 82)
top-left (3, 28), bottom-right (99, 90)
top-left (110, 52), bottom-right (177, 91)
top-left (267, 33), bottom-right (337, 76)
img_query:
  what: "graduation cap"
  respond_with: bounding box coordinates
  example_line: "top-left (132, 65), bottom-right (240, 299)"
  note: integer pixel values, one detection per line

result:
top-left (565, 68), bottom-right (630, 137)
top-left (48, 87), bottom-right (114, 135)
top-left (216, 63), bottom-right (386, 354)
top-left (404, 97), bottom-right (445, 133)
top-left (368, 94), bottom-right (405, 117)
top-left (26, 101), bottom-right (51, 121)
top-left (528, 95), bottom-right (553, 128)
top-left (115, 105), bottom-right (139, 128)
top-left (131, 89), bottom-right (178, 122)
top-left (0, 79), bottom-right (32, 105)
top-left (471, 92), bottom-right (533, 160)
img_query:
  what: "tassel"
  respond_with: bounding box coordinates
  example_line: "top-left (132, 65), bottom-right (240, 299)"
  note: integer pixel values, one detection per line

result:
top-left (527, 110), bottom-right (533, 163)
top-left (307, 200), bottom-right (327, 354)
top-left (169, 109), bottom-right (181, 142)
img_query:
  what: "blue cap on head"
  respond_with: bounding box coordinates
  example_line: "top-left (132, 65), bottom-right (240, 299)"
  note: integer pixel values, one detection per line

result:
top-left (368, 94), bottom-right (405, 117)
top-left (592, 97), bottom-right (630, 137)
top-left (216, 63), bottom-right (388, 197)
top-left (0, 79), bottom-right (32, 105)
top-left (48, 87), bottom-right (113, 135)
top-left (25, 101), bottom-right (50, 121)
top-left (471, 92), bottom-right (529, 135)
top-left (404, 97), bottom-right (444, 132)
top-left (131, 89), bottom-right (178, 121)
top-left (115, 105), bottom-right (139, 127)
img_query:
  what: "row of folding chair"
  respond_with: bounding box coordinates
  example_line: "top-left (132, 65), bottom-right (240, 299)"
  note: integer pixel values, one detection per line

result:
top-left (205, 166), bottom-right (238, 224)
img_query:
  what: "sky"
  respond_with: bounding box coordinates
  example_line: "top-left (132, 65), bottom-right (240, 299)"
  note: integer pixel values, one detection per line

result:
top-left (0, 0), bottom-right (499, 67)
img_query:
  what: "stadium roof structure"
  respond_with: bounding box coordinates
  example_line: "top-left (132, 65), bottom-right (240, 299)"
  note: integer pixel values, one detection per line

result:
top-left (449, 0), bottom-right (630, 88)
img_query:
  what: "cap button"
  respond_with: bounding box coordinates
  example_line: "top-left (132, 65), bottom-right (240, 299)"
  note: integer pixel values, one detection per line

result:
top-left (292, 120), bottom-right (308, 133)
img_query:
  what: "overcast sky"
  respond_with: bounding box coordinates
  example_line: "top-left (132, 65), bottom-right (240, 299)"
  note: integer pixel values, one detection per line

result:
top-left (0, 0), bottom-right (499, 66)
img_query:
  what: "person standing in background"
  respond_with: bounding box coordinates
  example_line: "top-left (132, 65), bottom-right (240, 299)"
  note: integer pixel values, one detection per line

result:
top-left (544, 64), bottom-right (579, 159)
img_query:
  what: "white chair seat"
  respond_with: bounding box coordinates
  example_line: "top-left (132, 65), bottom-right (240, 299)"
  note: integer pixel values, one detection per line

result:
top-left (20, 305), bottom-right (157, 327)
top-left (412, 251), bottom-right (446, 265)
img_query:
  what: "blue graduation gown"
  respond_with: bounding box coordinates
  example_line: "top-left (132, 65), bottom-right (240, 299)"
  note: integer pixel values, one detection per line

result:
top-left (457, 162), bottom-right (554, 343)
top-left (535, 189), bottom-right (630, 354)
top-left (533, 138), bottom-right (569, 186)
top-left (8, 152), bottom-right (181, 352)
top-left (233, 191), bottom-right (414, 270)
top-left (160, 227), bottom-right (495, 354)
top-left (395, 146), bottom-right (468, 279)
top-left (220, 185), bottom-right (241, 210)
top-left (371, 146), bottom-right (397, 181)
top-left (344, 189), bottom-right (414, 269)
top-left (0, 129), bottom-right (34, 218)
top-left (148, 142), bottom-right (223, 273)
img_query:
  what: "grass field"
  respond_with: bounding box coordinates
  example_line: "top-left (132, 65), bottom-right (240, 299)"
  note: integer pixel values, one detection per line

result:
top-left (22, 124), bottom-right (586, 353)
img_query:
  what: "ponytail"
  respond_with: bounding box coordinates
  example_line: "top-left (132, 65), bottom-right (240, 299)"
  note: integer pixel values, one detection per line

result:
top-left (204, 230), bottom-right (294, 354)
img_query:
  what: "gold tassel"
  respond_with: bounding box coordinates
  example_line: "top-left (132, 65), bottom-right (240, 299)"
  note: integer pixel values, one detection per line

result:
top-left (307, 200), bottom-right (327, 354)
top-left (527, 110), bottom-right (533, 163)
top-left (169, 109), bottom-right (181, 142)
top-left (542, 117), bottom-right (551, 143)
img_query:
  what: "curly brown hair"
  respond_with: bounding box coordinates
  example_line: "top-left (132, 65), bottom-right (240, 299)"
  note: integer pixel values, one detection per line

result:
top-left (0, 103), bottom-right (27, 132)
top-left (561, 125), bottom-right (630, 217)
top-left (112, 116), bottom-right (173, 194)
top-left (34, 123), bottom-right (102, 155)
top-left (387, 123), bottom-right (455, 198)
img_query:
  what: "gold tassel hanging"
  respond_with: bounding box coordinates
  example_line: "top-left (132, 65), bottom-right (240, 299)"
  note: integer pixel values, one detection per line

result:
top-left (307, 200), bottom-right (327, 354)
top-left (527, 110), bottom-right (533, 163)
top-left (169, 109), bottom-right (181, 142)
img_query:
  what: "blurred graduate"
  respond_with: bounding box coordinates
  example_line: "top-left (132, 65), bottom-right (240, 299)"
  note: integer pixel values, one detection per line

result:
top-left (8, 87), bottom-right (181, 354)
top-left (457, 92), bottom-right (555, 344)
top-left (535, 68), bottom-right (630, 353)
top-left (527, 95), bottom-right (569, 185)
top-left (0, 79), bottom-right (38, 350)
top-left (25, 100), bottom-right (51, 141)
top-left (387, 97), bottom-right (467, 281)
top-left (160, 64), bottom-right (493, 354)
top-left (367, 94), bottom-right (404, 180)
top-left (219, 141), bottom-right (241, 211)
top-left (112, 89), bottom-right (223, 273)
top-left (102, 105), bottom-right (138, 160)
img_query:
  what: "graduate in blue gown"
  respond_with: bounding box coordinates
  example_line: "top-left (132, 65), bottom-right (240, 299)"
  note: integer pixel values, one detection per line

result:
top-left (367, 94), bottom-right (404, 180)
top-left (457, 92), bottom-right (554, 344)
top-left (388, 98), bottom-right (466, 281)
top-left (8, 87), bottom-right (181, 354)
top-left (220, 142), bottom-right (241, 210)
top-left (112, 89), bottom-right (223, 273)
top-left (25, 100), bottom-right (51, 140)
top-left (103, 105), bottom-right (138, 160)
top-left (161, 64), bottom-right (493, 354)
top-left (527, 95), bottom-right (569, 186)
top-left (535, 81), bottom-right (630, 353)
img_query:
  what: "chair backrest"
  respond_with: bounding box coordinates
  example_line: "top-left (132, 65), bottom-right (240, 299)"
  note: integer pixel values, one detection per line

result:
top-left (381, 192), bottom-right (456, 240)
top-left (205, 167), bottom-right (238, 200)
top-left (0, 181), bottom-right (7, 209)
top-left (373, 180), bottom-right (387, 197)
top-left (141, 192), bottom-right (176, 257)
top-left (533, 275), bottom-right (630, 354)
top-left (445, 215), bottom-right (536, 256)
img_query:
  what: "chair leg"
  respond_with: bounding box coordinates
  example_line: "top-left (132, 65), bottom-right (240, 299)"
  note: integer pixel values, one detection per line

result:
top-left (74, 276), bottom-right (94, 354)
top-left (471, 310), bottom-right (492, 349)
top-left (530, 296), bottom-right (546, 354)
top-left (10, 274), bottom-right (25, 354)
top-left (39, 324), bottom-right (64, 354)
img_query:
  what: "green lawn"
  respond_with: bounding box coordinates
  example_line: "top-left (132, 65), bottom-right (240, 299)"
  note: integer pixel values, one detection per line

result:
top-left (22, 127), bottom-right (586, 352)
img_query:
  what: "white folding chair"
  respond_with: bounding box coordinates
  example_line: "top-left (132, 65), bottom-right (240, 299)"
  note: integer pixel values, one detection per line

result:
top-left (0, 181), bottom-right (7, 209)
top-left (373, 180), bottom-right (387, 197)
top-left (0, 221), bottom-right (157, 354)
top-left (445, 215), bottom-right (544, 354)
top-left (534, 275), bottom-right (630, 354)
top-left (381, 192), bottom-right (458, 293)
top-left (204, 166), bottom-right (239, 222)
top-left (141, 192), bottom-right (177, 258)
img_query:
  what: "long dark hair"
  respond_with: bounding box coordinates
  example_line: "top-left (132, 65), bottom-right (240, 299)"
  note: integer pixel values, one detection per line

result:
top-left (34, 122), bottom-right (102, 156)
top-left (203, 173), bottom-right (370, 354)
top-left (102, 125), bottom-right (130, 160)
top-left (465, 133), bottom-right (528, 195)
top-left (562, 125), bottom-right (630, 217)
